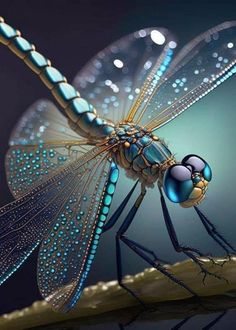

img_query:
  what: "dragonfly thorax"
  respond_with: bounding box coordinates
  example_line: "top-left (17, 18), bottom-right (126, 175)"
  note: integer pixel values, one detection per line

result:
top-left (109, 123), bottom-right (175, 186)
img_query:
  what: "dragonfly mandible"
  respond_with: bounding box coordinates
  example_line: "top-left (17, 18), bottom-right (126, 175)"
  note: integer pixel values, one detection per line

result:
top-left (0, 17), bottom-right (236, 312)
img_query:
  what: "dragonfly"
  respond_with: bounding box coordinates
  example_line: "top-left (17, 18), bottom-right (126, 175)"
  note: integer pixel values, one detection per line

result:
top-left (0, 17), bottom-right (236, 313)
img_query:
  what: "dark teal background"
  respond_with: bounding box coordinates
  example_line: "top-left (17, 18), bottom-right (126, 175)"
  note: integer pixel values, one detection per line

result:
top-left (0, 0), bottom-right (236, 328)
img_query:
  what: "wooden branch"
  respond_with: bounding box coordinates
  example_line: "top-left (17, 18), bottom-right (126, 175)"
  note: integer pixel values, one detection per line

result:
top-left (1, 257), bottom-right (236, 330)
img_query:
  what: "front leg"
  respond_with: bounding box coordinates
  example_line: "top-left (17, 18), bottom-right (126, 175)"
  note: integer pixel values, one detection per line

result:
top-left (115, 184), bottom-right (198, 303)
top-left (115, 183), bottom-right (148, 306)
top-left (194, 206), bottom-right (236, 258)
top-left (158, 186), bottom-right (226, 283)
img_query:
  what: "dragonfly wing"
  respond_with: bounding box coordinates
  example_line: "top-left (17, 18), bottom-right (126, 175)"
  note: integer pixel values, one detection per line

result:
top-left (9, 99), bottom-right (81, 145)
top-left (37, 152), bottom-right (118, 312)
top-left (134, 22), bottom-right (236, 130)
top-left (73, 28), bottom-right (177, 125)
top-left (0, 146), bottom-right (112, 287)
top-left (6, 99), bottom-right (92, 198)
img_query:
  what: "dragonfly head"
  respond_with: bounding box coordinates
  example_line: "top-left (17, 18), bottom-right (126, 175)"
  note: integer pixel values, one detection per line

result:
top-left (163, 154), bottom-right (212, 207)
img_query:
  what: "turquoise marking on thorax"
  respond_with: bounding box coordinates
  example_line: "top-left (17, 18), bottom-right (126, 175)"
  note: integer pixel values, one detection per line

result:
top-left (139, 135), bottom-right (151, 146)
top-left (129, 143), bottom-right (140, 161)
top-left (143, 141), bottom-right (171, 164)
top-left (133, 154), bottom-right (146, 171)
top-left (124, 138), bottom-right (171, 166)
top-left (112, 123), bottom-right (174, 184)
top-left (68, 161), bottom-right (119, 310)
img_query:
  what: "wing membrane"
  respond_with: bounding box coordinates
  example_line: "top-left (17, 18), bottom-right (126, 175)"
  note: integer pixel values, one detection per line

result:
top-left (73, 28), bottom-right (176, 125)
top-left (9, 99), bottom-right (85, 145)
top-left (0, 146), bottom-right (110, 287)
top-left (37, 150), bottom-right (115, 312)
top-left (6, 99), bottom-right (92, 198)
top-left (131, 21), bottom-right (236, 130)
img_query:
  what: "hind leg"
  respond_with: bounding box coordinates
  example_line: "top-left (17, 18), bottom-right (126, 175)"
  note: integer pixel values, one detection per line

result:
top-left (115, 184), bottom-right (198, 303)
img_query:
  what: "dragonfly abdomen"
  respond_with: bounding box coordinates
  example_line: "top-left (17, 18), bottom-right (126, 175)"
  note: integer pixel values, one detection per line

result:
top-left (0, 17), bottom-right (115, 140)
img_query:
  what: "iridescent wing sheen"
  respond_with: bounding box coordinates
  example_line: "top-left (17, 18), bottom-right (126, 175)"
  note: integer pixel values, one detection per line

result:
top-left (134, 21), bottom-right (236, 130)
top-left (37, 153), bottom-right (118, 312)
top-left (0, 146), bottom-right (112, 288)
top-left (5, 99), bottom-right (93, 198)
top-left (73, 28), bottom-right (177, 125)
top-left (8, 99), bottom-right (83, 145)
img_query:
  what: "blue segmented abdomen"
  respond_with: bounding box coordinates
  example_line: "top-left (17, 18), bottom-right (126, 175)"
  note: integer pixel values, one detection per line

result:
top-left (0, 18), bottom-right (115, 139)
top-left (68, 161), bottom-right (119, 310)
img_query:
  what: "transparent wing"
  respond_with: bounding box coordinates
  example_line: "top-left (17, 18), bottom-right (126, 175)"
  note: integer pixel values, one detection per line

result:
top-left (37, 151), bottom-right (117, 312)
top-left (73, 28), bottom-right (177, 125)
top-left (133, 21), bottom-right (236, 130)
top-left (8, 99), bottom-right (88, 145)
top-left (5, 99), bottom-right (93, 198)
top-left (0, 146), bottom-right (109, 286)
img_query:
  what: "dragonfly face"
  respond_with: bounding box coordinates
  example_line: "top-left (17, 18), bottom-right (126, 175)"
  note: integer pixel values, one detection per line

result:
top-left (163, 154), bottom-right (212, 207)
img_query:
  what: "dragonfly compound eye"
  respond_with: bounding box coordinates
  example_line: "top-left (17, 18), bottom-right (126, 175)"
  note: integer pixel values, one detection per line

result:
top-left (182, 154), bottom-right (212, 182)
top-left (163, 155), bottom-right (212, 208)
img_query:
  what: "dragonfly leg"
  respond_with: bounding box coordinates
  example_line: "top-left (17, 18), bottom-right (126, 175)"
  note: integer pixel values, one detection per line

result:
top-left (171, 315), bottom-right (195, 330)
top-left (116, 184), bottom-right (198, 304)
top-left (158, 186), bottom-right (227, 284)
top-left (202, 310), bottom-right (227, 330)
top-left (122, 237), bottom-right (170, 265)
top-left (120, 236), bottom-right (198, 298)
top-left (194, 206), bottom-right (236, 258)
top-left (116, 183), bottom-right (148, 306)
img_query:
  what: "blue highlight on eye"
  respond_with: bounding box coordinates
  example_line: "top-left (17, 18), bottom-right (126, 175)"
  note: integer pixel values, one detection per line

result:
top-left (203, 164), bottom-right (212, 181)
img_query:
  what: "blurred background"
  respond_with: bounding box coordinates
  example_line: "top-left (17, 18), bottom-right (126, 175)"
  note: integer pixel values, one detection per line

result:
top-left (1, 0), bottom-right (236, 329)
